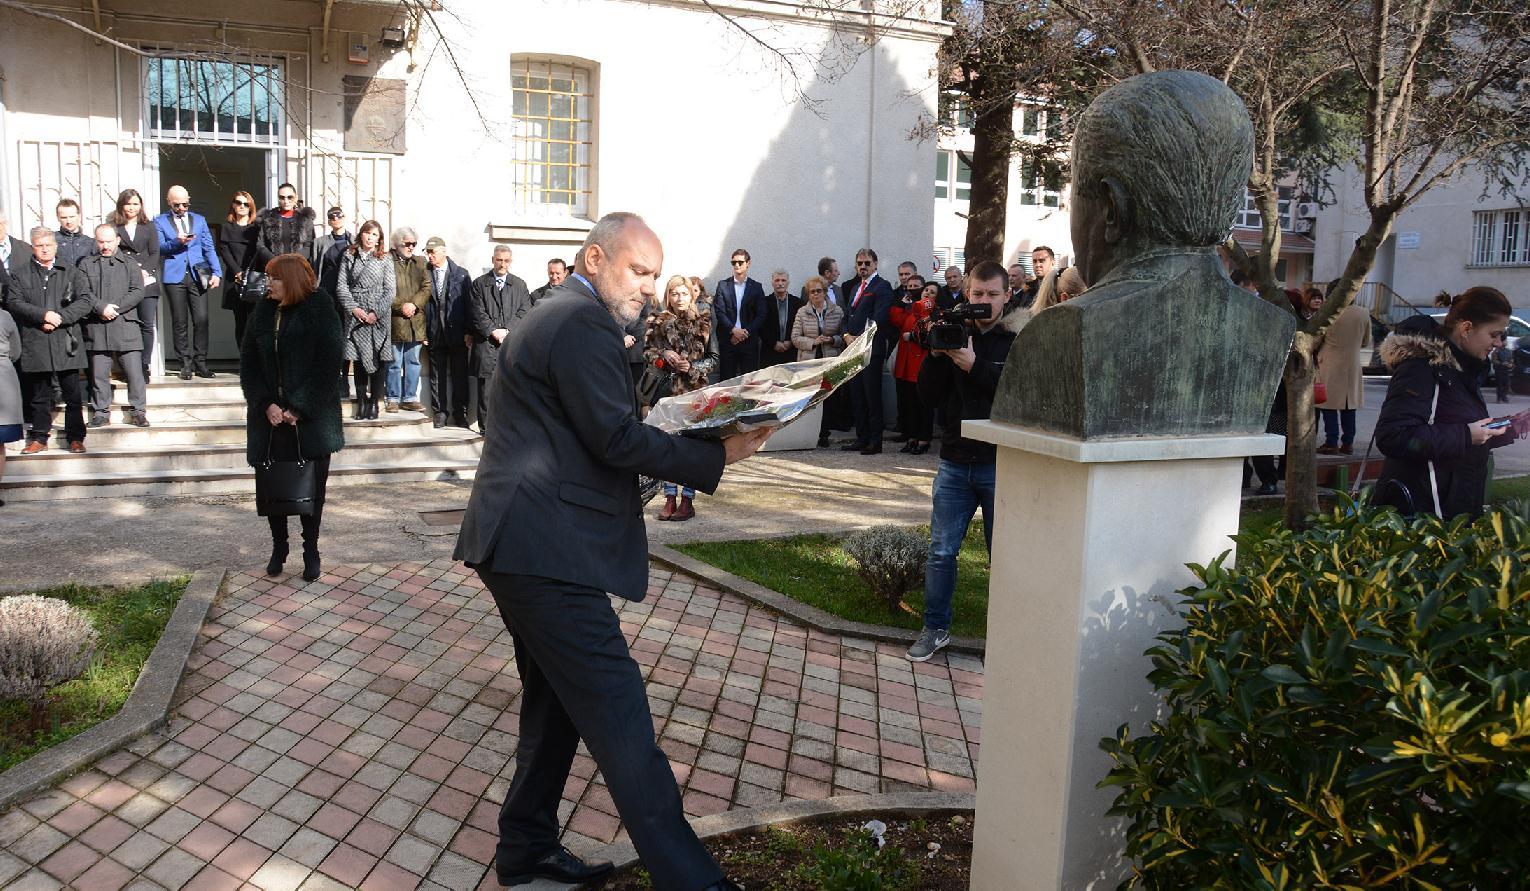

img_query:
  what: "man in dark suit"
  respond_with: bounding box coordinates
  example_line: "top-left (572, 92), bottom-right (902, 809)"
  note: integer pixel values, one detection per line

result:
top-left (455, 212), bottom-right (764, 891)
top-left (154, 184), bottom-right (221, 379)
top-left (467, 244), bottom-right (532, 431)
top-left (424, 236), bottom-right (472, 428)
top-left (759, 269), bottom-right (805, 367)
top-left (842, 247), bottom-right (895, 454)
top-left (713, 247), bottom-right (767, 379)
top-left (529, 257), bottom-right (568, 304)
top-left (0, 209), bottom-right (33, 288)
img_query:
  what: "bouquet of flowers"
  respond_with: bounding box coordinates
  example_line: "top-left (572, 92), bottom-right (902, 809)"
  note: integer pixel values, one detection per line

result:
top-left (645, 322), bottom-right (876, 440)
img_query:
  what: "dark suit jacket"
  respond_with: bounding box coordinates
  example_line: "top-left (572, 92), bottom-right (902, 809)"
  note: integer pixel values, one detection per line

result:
top-left (426, 259), bottom-right (471, 342)
top-left (844, 274), bottom-right (895, 345)
top-left (114, 222), bottom-right (160, 298)
top-left (758, 293), bottom-right (806, 365)
top-left (453, 275), bottom-right (726, 600)
top-left (0, 237), bottom-right (32, 288)
top-left (712, 277), bottom-right (767, 342)
top-left (467, 271), bottom-right (531, 378)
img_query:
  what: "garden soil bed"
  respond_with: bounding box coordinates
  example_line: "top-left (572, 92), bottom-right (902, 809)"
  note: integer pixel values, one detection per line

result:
top-left (593, 811), bottom-right (974, 890)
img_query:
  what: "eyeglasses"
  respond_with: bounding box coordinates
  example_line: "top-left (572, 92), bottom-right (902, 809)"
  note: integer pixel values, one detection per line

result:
top-left (855, 261), bottom-right (872, 267)
top-left (402, 241), bottom-right (417, 248)
top-left (807, 287), bottom-right (826, 294)
top-left (278, 194), bottom-right (297, 201)
top-left (170, 202), bottom-right (190, 209)
top-left (730, 259), bottom-right (748, 266)
top-left (327, 212), bottom-right (344, 219)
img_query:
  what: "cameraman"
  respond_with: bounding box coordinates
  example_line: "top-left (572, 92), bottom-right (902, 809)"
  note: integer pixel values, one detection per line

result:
top-left (905, 260), bottom-right (1015, 662)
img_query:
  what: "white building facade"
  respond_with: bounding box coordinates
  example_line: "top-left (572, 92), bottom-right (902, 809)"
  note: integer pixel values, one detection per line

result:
top-left (0, 0), bottom-right (947, 364)
top-left (930, 97), bottom-right (1073, 277)
top-left (1312, 165), bottom-right (1530, 314)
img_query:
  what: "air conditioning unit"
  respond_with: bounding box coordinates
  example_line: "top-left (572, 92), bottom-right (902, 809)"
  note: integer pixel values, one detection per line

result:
top-left (1296, 202), bottom-right (1319, 219)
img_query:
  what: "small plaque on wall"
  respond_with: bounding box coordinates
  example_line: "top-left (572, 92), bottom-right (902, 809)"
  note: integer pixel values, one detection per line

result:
top-left (342, 75), bottom-right (406, 155)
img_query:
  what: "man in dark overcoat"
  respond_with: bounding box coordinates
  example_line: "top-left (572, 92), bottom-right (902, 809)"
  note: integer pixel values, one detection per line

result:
top-left (424, 236), bottom-right (472, 428)
top-left (454, 213), bottom-right (767, 890)
top-left (1, 228), bottom-right (94, 452)
top-left (79, 224), bottom-right (149, 428)
top-left (466, 244), bottom-right (531, 430)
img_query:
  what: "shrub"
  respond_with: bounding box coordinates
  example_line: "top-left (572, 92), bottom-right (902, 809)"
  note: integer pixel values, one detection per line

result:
top-left (843, 526), bottom-right (928, 612)
top-left (0, 595), bottom-right (100, 705)
top-left (1101, 501), bottom-right (1530, 888)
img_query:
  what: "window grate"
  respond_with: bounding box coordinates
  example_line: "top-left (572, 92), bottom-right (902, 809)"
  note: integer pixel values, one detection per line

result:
top-left (144, 54), bottom-right (282, 145)
top-left (511, 59), bottom-right (593, 217)
top-left (1472, 208), bottom-right (1530, 267)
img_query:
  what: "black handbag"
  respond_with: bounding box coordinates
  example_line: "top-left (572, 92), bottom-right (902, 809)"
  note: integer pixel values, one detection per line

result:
top-left (254, 424), bottom-right (317, 516)
top-left (239, 270), bottom-right (269, 304)
top-left (636, 362), bottom-right (671, 408)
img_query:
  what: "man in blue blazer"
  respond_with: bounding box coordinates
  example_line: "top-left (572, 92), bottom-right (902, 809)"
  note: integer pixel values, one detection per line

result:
top-left (713, 247), bottom-right (767, 379)
top-left (842, 247), bottom-right (895, 453)
top-left (423, 236), bottom-right (473, 428)
top-left (455, 212), bottom-right (764, 890)
top-left (154, 184), bottom-right (221, 379)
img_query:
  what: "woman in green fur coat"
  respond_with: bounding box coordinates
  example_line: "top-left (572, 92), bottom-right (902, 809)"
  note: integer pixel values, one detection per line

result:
top-left (240, 253), bottom-right (345, 581)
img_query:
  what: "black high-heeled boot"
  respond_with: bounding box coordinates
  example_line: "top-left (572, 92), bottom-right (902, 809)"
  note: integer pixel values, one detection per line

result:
top-left (266, 517), bottom-right (289, 576)
top-left (353, 373), bottom-right (369, 419)
top-left (300, 514), bottom-right (322, 582)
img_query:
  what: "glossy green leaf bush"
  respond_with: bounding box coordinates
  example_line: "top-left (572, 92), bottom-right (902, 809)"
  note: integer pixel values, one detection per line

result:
top-left (1101, 501), bottom-right (1530, 888)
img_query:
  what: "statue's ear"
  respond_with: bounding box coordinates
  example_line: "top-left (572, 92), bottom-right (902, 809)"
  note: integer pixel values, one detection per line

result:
top-left (1101, 176), bottom-right (1132, 245)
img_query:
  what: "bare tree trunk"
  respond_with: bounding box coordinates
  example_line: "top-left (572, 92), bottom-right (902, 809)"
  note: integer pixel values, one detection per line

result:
top-left (963, 71), bottom-right (1017, 266)
top-left (1281, 210), bottom-right (1395, 529)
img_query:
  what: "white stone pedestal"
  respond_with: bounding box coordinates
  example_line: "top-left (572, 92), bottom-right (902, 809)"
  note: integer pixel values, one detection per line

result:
top-left (961, 421), bottom-right (1284, 889)
top-left (760, 403), bottom-right (824, 452)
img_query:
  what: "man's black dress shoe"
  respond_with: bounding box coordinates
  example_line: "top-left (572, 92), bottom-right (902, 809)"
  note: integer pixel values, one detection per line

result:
top-left (496, 846), bottom-right (614, 886)
top-left (839, 441), bottom-right (867, 451)
top-left (860, 442), bottom-right (882, 455)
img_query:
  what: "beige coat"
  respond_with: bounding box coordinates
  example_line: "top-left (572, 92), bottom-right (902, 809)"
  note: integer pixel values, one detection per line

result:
top-left (792, 301), bottom-right (845, 360)
top-left (1317, 304), bottom-right (1372, 410)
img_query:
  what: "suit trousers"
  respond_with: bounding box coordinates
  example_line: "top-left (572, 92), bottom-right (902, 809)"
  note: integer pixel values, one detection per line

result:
top-left (137, 296), bottom-right (158, 376)
top-left (851, 342), bottom-right (890, 445)
top-left (717, 336), bottom-right (759, 381)
top-left (22, 369), bottom-right (86, 443)
top-left (163, 280), bottom-right (209, 365)
top-left (428, 339), bottom-right (470, 423)
top-left (89, 351), bottom-right (145, 414)
top-left (480, 571), bottom-right (724, 891)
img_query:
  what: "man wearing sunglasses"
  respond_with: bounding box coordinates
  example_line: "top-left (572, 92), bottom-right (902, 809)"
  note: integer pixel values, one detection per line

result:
top-left (154, 185), bottom-right (221, 379)
top-left (841, 248), bottom-right (894, 454)
top-left (254, 182), bottom-right (316, 268)
top-left (713, 248), bottom-right (767, 380)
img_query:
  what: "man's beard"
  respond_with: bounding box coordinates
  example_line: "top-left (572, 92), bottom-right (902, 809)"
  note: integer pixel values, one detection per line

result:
top-left (607, 298), bottom-right (641, 327)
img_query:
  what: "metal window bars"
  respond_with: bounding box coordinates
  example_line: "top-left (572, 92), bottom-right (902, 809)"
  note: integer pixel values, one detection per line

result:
top-left (510, 59), bottom-right (593, 216)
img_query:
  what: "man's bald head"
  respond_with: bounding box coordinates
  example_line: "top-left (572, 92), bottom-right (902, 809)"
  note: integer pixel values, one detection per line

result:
top-left (580, 212), bottom-right (663, 326)
top-left (166, 185), bottom-right (190, 210)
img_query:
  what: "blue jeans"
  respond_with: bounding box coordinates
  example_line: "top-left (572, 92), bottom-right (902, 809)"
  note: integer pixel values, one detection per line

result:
top-left (387, 342), bottom-right (422, 402)
top-left (662, 483), bottom-right (695, 498)
top-left (922, 459), bottom-right (995, 632)
top-left (1320, 408), bottom-right (1356, 447)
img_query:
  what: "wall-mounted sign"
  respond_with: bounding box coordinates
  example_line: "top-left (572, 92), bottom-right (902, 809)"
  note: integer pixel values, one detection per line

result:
top-left (1396, 231), bottom-right (1421, 250)
top-left (348, 36), bottom-right (369, 65)
top-left (343, 76), bottom-right (406, 155)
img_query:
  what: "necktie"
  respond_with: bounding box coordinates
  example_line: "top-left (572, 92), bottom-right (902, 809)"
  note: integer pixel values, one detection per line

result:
top-left (177, 215), bottom-right (190, 237)
top-left (852, 278), bottom-right (869, 308)
top-left (495, 277), bottom-right (504, 291)
top-left (435, 269), bottom-right (444, 294)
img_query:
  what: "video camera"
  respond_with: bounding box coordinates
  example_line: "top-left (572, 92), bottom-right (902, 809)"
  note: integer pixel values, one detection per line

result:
top-left (921, 301), bottom-right (993, 352)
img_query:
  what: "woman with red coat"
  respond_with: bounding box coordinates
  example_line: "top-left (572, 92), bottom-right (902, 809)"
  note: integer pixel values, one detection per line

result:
top-left (890, 278), bottom-right (937, 454)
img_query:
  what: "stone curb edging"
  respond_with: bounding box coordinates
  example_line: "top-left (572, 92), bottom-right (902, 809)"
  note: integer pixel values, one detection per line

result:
top-left (541, 791), bottom-right (976, 888)
top-left (0, 569), bottom-right (225, 812)
top-left (650, 543), bottom-right (986, 657)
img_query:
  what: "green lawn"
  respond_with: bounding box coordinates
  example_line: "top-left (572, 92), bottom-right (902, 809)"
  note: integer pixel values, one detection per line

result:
top-left (0, 578), bottom-right (187, 772)
top-left (674, 477), bottom-right (1530, 641)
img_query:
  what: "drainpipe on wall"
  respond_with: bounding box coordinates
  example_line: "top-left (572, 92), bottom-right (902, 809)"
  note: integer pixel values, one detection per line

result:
top-left (0, 67), bottom-right (12, 226)
top-left (864, 38), bottom-right (876, 247)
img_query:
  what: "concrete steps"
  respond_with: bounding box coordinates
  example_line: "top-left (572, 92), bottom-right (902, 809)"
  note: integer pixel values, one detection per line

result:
top-left (4, 373), bottom-right (483, 501)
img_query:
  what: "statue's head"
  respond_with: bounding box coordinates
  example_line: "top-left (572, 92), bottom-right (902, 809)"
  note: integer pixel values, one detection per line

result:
top-left (1070, 71), bottom-right (1253, 286)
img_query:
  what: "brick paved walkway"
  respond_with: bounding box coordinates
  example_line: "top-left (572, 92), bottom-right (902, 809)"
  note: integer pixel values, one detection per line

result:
top-left (0, 560), bottom-right (984, 890)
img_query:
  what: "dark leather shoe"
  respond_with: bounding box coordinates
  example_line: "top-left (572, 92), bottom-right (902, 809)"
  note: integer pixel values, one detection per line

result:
top-left (910, 442), bottom-right (929, 455)
top-left (88, 413), bottom-right (110, 428)
top-left (266, 542), bottom-right (288, 577)
top-left (496, 846), bottom-right (613, 885)
top-left (178, 366), bottom-right (193, 380)
top-left (129, 411), bottom-right (151, 428)
top-left (68, 440), bottom-right (87, 454)
top-left (195, 362), bottom-right (215, 378)
top-left (817, 436), bottom-right (831, 448)
top-left (840, 441), bottom-right (867, 451)
top-left (433, 415), bottom-right (447, 428)
top-left (860, 442), bottom-right (882, 455)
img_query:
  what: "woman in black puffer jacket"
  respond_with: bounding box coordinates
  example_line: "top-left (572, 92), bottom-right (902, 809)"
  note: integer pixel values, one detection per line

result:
top-left (1373, 286), bottom-right (1527, 519)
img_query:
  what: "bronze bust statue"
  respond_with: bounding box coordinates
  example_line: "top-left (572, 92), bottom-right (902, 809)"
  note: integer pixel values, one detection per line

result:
top-left (991, 70), bottom-right (1295, 438)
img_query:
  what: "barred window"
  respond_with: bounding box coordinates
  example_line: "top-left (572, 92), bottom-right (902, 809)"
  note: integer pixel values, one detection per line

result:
top-left (511, 59), bottom-right (593, 216)
top-left (1235, 186), bottom-right (1294, 231)
top-left (1472, 208), bottom-right (1530, 267)
top-left (145, 55), bottom-right (282, 144)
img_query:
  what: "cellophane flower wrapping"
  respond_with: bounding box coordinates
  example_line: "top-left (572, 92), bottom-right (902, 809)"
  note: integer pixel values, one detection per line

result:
top-left (644, 322), bottom-right (876, 440)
